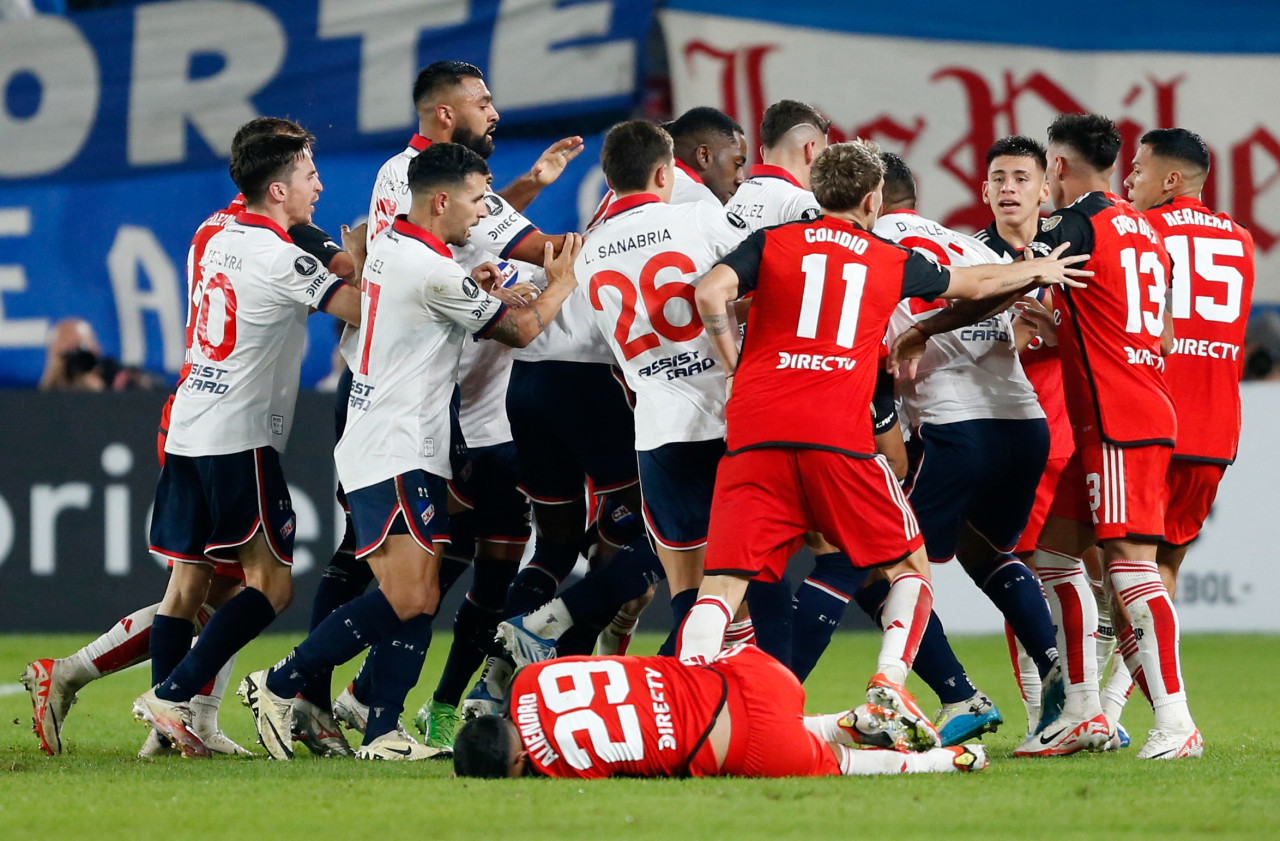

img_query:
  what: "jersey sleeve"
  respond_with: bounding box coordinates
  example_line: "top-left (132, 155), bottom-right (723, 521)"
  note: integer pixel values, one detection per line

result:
top-left (472, 191), bottom-right (537, 259)
top-left (424, 261), bottom-right (509, 339)
top-left (367, 163), bottom-right (402, 246)
top-left (871, 369), bottom-right (899, 434)
top-left (900, 249), bottom-right (952, 301)
top-left (271, 247), bottom-right (346, 311)
top-left (1028, 208), bottom-right (1094, 259)
top-left (288, 223), bottom-right (344, 270)
top-left (696, 202), bottom-right (751, 260)
top-left (788, 191), bottom-right (821, 223)
top-left (716, 229), bottom-right (767, 294)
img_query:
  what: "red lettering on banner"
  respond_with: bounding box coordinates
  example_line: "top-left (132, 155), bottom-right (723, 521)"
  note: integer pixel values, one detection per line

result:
top-left (1231, 128), bottom-right (1280, 252)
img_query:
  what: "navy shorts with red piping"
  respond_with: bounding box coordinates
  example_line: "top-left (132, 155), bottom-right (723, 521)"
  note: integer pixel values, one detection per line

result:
top-left (347, 470), bottom-right (450, 558)
top-left (637, 438), bottom-right (725, 550)
top-left (149, 446), bottom-right (295, 567)
top-left (506, 359), bottom-right (638, 504)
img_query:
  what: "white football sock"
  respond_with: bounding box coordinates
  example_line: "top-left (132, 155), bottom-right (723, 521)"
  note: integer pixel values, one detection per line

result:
top-left (677, 596), bottom-right (731, 662)
top-left (875, 574), bottom-right (933, 686)
top-left (521, 598), bottom-right (574, 641)
top-left (1032, 550), bottom-right (1100, 717)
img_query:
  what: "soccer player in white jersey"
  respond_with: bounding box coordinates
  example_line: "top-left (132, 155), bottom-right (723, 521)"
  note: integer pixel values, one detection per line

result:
top-left (239, 143), bottom-right (584, 760)
top-left (130, 132), bottom-right (362, 757)
top-left (727, 100), bottom-right (825, 230)
top-left (874, 152), bottom-right (1062, 743)
top-left (494, 120), bottom-right (749, 665)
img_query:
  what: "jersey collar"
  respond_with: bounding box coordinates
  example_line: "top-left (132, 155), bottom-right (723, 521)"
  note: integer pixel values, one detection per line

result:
top-left (601, 193), bottom-right (662, 223)
top-left (392, 215), bottom-right (452, 257)
top-left (234, 212), bottom-right (292, 242)
top-left (749, 164), bottom-right (802, 188)
top-left (674, 158), bottom-right (704, 184)
top-left (881, 208), bottom-right (919, 217)
top-left (408, 133), bottom-right (433, 152)
top-left (230, 194), bottom-right (246, 211)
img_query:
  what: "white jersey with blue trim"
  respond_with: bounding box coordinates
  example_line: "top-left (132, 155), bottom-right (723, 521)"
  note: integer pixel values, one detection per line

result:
top-left (580, 193), bottom-right (748, 449)
top-left (873, 210), bottom-right (1043, 428)
top-left (167, 212), bottom-right (346, 457)
top-left (336, 217), bottom-right (509, 490)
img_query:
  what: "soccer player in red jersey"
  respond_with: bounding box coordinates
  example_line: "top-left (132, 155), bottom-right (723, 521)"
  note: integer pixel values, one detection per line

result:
top-left (677, 140), bottom-right (1089, 737)
top-left (1098, 127), bottom-right (1255, 739)
top-left (452, 645), bottom-right (987, 779)
top-left (1020, 114), bottom-right (1199, 759)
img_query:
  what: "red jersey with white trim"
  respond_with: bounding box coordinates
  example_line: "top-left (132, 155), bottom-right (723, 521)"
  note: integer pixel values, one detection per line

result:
top-left (582, 193), bottom-right (748, 449)
top-left (1029, 192), bottom-right (1176, 448)
top-left (725, 164), bottom-right (820, 232)
top-left (716, 216), bottom-right (951, 457)
top-left (1144, 196), bottom-right (1255, 463)
top-left (510, 654), bottom-right (727, 779)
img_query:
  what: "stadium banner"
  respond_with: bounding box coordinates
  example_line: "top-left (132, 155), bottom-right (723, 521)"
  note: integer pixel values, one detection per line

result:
top-left (0, 0), bottom-right (648, 387)
top-left (2, 386), bottom-right (1277, 634)
top-left (660, 1), bottom-right (1280, 305)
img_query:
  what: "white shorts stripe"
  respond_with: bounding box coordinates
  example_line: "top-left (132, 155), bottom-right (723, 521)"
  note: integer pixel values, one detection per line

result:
top-left (1116, 447), bottom-right (1127, 525)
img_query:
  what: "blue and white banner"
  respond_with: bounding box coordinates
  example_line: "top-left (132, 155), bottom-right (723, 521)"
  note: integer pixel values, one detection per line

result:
top-left (662, 0), bottom-right (1280, 304)
top-left (0, 0), bottom-right (648, 386)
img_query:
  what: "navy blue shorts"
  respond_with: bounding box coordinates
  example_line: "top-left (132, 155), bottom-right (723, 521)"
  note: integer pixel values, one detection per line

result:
top-left (506, 359), bottom-right (638, 504)
top-left (448, 441), bottom-right (531, 545)
top-left (346, 470), bottom-right (451, 559)
top-left (905, 418), bottom-right (1050, 561)
top-left (637, 439), bottom-right (726, 550)
top-left (149, 447), bottom-right (295, 566)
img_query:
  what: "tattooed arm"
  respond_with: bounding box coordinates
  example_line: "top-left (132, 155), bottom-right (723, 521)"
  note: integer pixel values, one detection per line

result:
top-left (694, 263), bottom-right (744, 380)
top-left (482, 234), bottom-right (583, 349)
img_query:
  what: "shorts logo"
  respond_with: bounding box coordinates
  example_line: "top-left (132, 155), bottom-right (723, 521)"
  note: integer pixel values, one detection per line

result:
top-left (420, 503), bottom-right (435, 528)
top-left (280, 515), bottom-right (295, 540)
top-left (461, 277), bottom-right (481, 299)
top-left (1040, 216), bottom-right (1062, 232)
top-left (484, 195), bottom-right (505, 216)
top-left (294, 255), bottom-right (319, 277)
top-left (726, 212), bottom-right (747, 229)
top-left (271, 414), bottom-right (284, 435)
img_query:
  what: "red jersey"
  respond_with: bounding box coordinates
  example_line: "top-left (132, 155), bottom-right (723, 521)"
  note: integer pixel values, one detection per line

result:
top-left (509, 655), bottom-right (727, 779)
top-left (1144, 196), bottom-right (1254, 463)
top-left (1030, 192), bottom-right (1176, 448)
top-left (978, 222), bottom-right (1074, 460)
top-left (717, 216), bottom-right (950, 457)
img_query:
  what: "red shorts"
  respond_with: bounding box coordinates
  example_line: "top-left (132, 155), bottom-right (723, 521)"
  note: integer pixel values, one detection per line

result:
top-left (1048, 442), bottom-right (1171, 542)
top-left (716, 646), bottom-right (840, 778)
top-left (1163, 459), bottom-right (1227, 547)
top-left (704, 448), bottom-right (922, 582)
top-left (1015, 454), bottom-right (1071, 554)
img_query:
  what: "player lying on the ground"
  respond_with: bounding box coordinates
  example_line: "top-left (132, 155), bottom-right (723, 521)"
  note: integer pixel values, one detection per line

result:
top-left (453, 645), bottom-right (986, 779)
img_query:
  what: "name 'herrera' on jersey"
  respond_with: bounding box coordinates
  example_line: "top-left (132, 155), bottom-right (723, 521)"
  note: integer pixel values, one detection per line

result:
top-left (584, 228), bottom-right (673, 264)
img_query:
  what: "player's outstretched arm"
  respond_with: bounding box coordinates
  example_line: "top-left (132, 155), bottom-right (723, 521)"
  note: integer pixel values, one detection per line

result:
top-left (695, 264), bottom-right (743, 388)
top-left (483, 234), bottom-right (584, 348)
top-left (943, 242), bottom-right (1091, 301)
top-left (322, 284), bottom-right (362, 327)
top-left (498, 136), bottom-right (586, 212)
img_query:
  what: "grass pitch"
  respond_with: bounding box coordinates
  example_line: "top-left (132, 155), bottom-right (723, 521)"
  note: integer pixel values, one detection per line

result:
top-left (1, 632), bottom-right (1276, 841)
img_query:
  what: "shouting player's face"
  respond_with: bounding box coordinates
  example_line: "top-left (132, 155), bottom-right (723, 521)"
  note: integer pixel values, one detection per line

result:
top-left (441, 172), bottom-right (491, 246)
top-left (1123, 143), bottom-right (1171, 212)
top-left (701, 131), bottom-right (749, 204)
top-left (447, 77), bottom-right (500, 159)
top-left (279, 150), bottom-right (322, 227)
top-left (983, 155), bottom-right (1048, 231)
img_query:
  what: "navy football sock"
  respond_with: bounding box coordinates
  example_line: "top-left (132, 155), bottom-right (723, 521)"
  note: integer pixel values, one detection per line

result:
top-left (265, 588), bottom-right (400, 700)
top-left (658, 588), bottom-right (699, 657)
top-left (977, 558), bottom-right (1058, 677)
top-left (555, 623), bottom-right (600, 657)
top-left (364, 612), bottom-right (433, 742)
top-left (155, 588), bottom-right (276, 702)
top-left (435, 561), bottom-right (517, 707)
top-left (502, 539), bottom-right (579, 618)
top-left (855, 579), bottom-right (974, 703)
top-left (746, 578), bottom-right (794, 667)
top-left (300, 550), bottom-right (374, 707)
top-left (560, 538), bottom-right (664, 630)
top-left (791, 552), bottom-right (866, 682)
top-left (149, 614), bottom-right (195, 688)
top-left (437, 555), bottom-right (471, 600)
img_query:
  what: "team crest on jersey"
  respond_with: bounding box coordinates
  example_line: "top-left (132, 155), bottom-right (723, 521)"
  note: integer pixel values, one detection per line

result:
top-left (461, 277), bottom-right (481, 299)
top-left (294, 254), bottom-right (319, 276)
top-left (800, 208), bottom-right (820, 221)
top-left (1040, 216), bottom-right (1062, 232)
top-left (726, 212), bottom-right (747, 229)
top-left (484, 195), bottom-right (505, 216)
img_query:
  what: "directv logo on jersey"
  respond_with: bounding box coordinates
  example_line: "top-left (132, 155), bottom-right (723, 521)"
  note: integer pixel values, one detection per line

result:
top-left (776, 351), bottom-right (856, 372)
top-left (1123, 346), bottom-right (1166, 370)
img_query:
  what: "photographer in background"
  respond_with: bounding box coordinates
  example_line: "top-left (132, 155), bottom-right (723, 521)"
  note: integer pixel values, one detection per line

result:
top-left (38, 318), bottom-right (165, 391)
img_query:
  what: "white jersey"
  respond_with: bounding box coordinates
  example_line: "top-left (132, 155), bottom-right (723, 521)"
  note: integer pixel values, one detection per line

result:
top-left (581, 194), bottom-right (749, 449)
top-left (166, 213), bottom-right (346, 457)
top-left (873, 210), bottom-right (1043, 427)
top-left (335, 217), bottom-right (508, 491)
top-left (586, 160), bottom-right (722, 234)
top-left (725, 164), bottom-right (820, 231)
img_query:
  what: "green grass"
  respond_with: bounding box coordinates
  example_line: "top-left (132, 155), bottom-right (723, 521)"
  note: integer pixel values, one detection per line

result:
top-left (1, 633), bottom-right (1276, 841)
